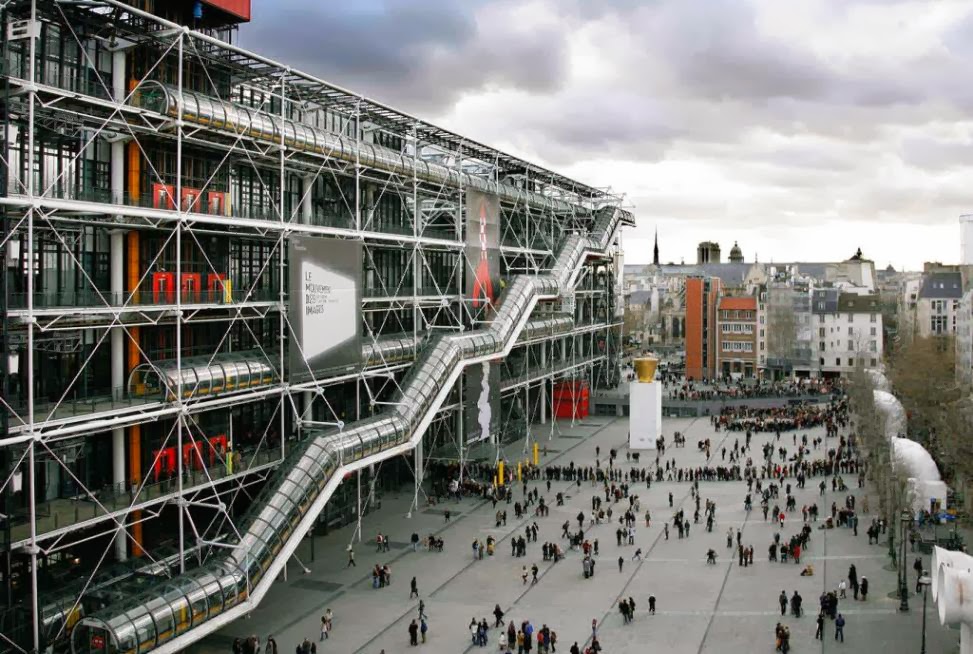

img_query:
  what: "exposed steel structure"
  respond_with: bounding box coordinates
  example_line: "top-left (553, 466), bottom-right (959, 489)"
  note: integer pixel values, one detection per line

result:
top-left (0, 2), bottom-right (633, 652)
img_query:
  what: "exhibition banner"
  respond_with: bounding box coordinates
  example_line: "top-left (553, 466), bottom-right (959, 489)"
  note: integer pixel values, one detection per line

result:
top-left (465, 189), bottom-right (501, 312)
top-left (288, 236), bottom-right (362, 379)
top-left (464, 360), bottom-right (501, 445)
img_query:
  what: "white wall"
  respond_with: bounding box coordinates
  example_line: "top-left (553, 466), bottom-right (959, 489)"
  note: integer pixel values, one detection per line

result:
top-left (960, 214), bottom-right (973, 265)
top-left (815, 309), bottom-right (883, 375)
top-left (916, 296), bottom-right (958, 338)
top-left (957, 289), bottom-right (973, 387)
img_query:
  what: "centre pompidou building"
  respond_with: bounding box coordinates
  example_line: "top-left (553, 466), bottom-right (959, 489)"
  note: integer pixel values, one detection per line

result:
top-left (0, 2), bottom-right (634, 652)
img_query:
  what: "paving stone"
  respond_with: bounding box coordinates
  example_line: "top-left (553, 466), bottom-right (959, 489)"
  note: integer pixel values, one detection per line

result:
top-left (188, 415), bottom-right (959, 654)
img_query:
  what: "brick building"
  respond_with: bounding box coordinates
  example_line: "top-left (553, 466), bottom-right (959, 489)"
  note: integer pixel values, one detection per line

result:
top-left (717, 296), bottom-right (758, 379)
top-left (685, 276), bottom-right (721, 380)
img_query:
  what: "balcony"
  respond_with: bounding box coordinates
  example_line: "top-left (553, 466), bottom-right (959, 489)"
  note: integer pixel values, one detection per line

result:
top-left (6, 287), bottom-right (279, 312)
top-left (4, 179), bottom-right (458, 242)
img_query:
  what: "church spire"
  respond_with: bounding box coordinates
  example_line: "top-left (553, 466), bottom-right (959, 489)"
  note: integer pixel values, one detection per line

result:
top-left (653, 227), bottom-right (659, 266)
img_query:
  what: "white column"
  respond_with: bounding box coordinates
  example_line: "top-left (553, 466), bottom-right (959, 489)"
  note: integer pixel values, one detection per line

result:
top-left (302, 175), bottom-right (314, 225)
top-left (411, 438), bottom-right (423, 518)
top-left (110, 39), bottom-right (127, 563)
top-left (303, 390), bottom-right (313, 428)
top-left (539, 341), bottom-right (547, 424)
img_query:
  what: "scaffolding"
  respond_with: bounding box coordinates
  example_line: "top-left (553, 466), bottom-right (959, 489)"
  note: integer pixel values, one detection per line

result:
top-left (0, 2), bottom-right (634, 653)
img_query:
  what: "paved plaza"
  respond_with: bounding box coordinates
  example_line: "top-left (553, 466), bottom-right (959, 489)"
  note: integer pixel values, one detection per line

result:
top-left (191, 415), bottom-right (959, 654)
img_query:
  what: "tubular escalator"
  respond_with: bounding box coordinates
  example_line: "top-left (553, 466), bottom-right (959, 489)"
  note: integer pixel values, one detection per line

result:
top-left (125, 317), bottom-right (575, 403)
top-left (71, 206), bottom-right (631, 654)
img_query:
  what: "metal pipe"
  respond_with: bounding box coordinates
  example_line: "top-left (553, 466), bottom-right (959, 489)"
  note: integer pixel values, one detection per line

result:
top-left (26, 1), bottom-right (40, 650)
top-left (110, 41), bottom-right (127, 552)
top-left (146, 84), bottom-right (596, 216)
top-left (174, 31), bottom-right (185, 574)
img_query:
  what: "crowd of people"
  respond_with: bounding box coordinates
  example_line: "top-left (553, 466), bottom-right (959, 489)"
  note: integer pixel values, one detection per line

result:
top-left (227, 376), bottom-right (910, 653)
top-left (663, 378), bottom-right (841, 402)
top-left (715, 398), bottom-right (847, 435)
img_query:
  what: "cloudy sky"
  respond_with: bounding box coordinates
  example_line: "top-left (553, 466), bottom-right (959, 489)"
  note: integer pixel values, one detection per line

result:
top-left (240, 0), bottom-right (973, 271)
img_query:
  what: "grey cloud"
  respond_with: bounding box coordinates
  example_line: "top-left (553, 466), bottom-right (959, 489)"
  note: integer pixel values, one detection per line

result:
top-left (239, 0), bottom-right (973, 268)
top-left (900, 136), bottom-right (973, 172)
top-left (241, 0), bottom-right (570, 113)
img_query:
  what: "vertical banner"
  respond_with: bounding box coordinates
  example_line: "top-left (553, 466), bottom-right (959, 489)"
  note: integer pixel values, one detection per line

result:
top-left (464, 361), bottom-right (500, 445)
top-left (288, 236), bottom-right (362, 380)
top-left (465, 189), bottom-right (501, 312)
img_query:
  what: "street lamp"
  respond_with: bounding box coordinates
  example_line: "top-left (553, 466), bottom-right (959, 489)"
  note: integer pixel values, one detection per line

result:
top-left (918, 573), bottom-right (931, 654)
top-left (889, 517), bottom-right (896, 563)
top-left (899, 509), bottom-right (911, 612)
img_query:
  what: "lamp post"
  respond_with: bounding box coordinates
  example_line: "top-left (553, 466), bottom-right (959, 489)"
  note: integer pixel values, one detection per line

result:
top-left (899, 509), bottom-right (910, 611)
top-left (918, 573), bottom-right (931, 654)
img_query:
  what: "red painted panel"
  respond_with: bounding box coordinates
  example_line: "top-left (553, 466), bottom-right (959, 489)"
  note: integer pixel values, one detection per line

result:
top-left (202, 0), bottom-right (251, 21)
top-left (152, 272), bottom-right (175, 304)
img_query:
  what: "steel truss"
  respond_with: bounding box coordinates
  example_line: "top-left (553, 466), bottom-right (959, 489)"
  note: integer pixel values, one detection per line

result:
top-left (0, 2), bottom-right (631, 653)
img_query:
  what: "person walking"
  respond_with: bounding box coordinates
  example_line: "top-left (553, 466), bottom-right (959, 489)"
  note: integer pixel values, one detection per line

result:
top-left (835, 613), bottom-right (845, 642)
top-left (346, 544), bottom-right (356, 567)
top-left (860, 577), bottom-right (868, 601)
top-left (914, 557), bottom-right (924, 594)
top-left (779, 591), bottom-right (787, 616)
top-left (522, 566), bottom-right (529, 585)
top-left (618, 556), bottom-right (624, 573)
top-left (410, 576), bottom-right (418, 599)
top-left (648, 595), bottom-right (656, 614)
top-left (319, 609), bottom-right (332, 641)
top-left (815, 612), bottom-right (825, 640)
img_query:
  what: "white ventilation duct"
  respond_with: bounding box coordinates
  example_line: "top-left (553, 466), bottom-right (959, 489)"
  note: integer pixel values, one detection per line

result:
top-left (874, 389), bottom-right (906, 440)
top-left (933, 546), bottom-right (973, 601)
top-left (891, 437), bottom-right (942, 482)
top-left (866, 368), bottom-right (891, 392)
top-left (932, 547), bottom-right (973, 654)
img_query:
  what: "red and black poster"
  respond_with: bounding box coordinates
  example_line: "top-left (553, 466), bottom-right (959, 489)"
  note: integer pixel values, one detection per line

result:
top-left (465, 189), bottom-right (500, 312)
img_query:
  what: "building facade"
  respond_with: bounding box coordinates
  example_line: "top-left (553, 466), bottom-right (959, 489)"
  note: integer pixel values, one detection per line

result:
top-left (915, 271), bottom-right (962, 338)
top-left (957, 288), bottom-right (973, 388)
top-left (716, 296), bottom-right (757, 379)
top-left (813, 291), bottom-right (883, 377)
top-left (685, 276), bottom-right (721, 379)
